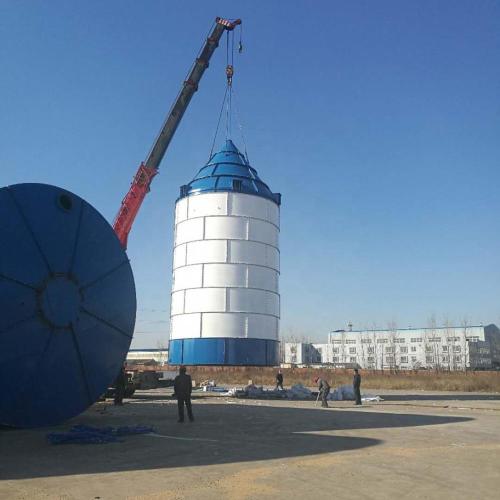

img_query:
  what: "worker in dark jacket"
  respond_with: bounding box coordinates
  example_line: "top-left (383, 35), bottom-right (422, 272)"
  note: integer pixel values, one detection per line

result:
top-left (114, 364), bottom-right (127, 406)
top-left (353, 368), bottom-right (362, 405)
top-left (315, 377), bottom-right (330, 408)
top-left (275, 370), bottom-right (284, 391)
top-left (174, 366), bottom-right (194, 422)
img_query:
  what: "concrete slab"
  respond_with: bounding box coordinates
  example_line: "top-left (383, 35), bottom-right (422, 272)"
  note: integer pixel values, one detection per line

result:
top-left (1, 389), bottom-right (499, 499)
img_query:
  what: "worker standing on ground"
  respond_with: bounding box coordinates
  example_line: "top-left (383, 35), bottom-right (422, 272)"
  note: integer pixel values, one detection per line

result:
top-left (353, 368), bottom-right (362, 405)
top-left (315, 377), bottom-right (330, 408)
top-left (174, 366), bottom-right (194, 423)
top-left (275, 369), bottom-right (284, 390)
top-left (114, 364), bottom-right (127, 406)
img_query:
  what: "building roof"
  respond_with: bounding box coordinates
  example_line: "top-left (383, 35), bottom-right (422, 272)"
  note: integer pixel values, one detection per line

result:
top-left (179, 139), bottom-right (281, 205)
top-left (330, 325), bottom-right (484, 335)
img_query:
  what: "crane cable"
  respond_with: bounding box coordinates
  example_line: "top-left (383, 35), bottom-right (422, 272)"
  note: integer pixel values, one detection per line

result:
top-left (209, 22), bottom-right (248, 160)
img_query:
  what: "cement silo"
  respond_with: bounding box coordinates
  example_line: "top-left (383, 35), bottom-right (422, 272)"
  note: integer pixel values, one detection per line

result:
top-left (168, 140), bottom-right (281, 365)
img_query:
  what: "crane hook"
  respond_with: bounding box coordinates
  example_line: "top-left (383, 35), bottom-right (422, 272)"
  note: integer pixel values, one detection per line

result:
top-left (226, 64), bottom-right (234, 86)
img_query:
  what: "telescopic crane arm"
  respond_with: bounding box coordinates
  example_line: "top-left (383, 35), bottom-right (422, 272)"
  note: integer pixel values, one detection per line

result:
top-left (113, 17), bottom-right (242, 249)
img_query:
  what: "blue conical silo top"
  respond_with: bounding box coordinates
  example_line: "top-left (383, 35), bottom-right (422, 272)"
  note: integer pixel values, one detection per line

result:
top-left (179, 140), bottom-right (280, 205)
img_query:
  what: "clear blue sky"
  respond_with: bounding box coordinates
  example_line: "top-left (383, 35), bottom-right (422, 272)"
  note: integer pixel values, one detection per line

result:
top-left (1, 1), bottom-right (499, 347)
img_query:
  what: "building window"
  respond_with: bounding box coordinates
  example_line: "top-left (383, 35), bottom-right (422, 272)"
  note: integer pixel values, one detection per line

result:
top-left (367, 356), bottom-right (374, 362)
top-left (395, 338), bottom-right (406, 343)
top-left (442, 346), bottom-right (448, 352)
top-left (332, 357), bottom-right (339, 363)
top-left (349, 347), bottom-right (356, 354)
top-left (345, 340), bottom-right (356, 344)
top-left (361, 339), bottom-right (372, 344)
top-left (453, 346), bottom-right (461, 353)
top-left (428, 337), bottom-right (441, 342)
top-left (333, 348), bottom-right (339, 354)
top-left (442, 355), bottom-right (449, 363)
top-left (447, 337), bottom-right (460, 342)
top-left (411, 356), bottom-right (417, 362)
top-left (385, 346), bottom-right (394, 353)
top-left (400, 346), bottom-right (408, 353)
top-left (386, 356), bottom-right (395, 364)
top-left (425, 346), bottom-right (433, 353)
top-left (377, 339), bottom-right (388, 344)
top-left (411, 338), bottom-right (422, 343)
top-left (426, 356), bottom-right (434, 363)
top-left (367, 347), bottom-right (374, 354)
top-left (411, 346), bottom-right (417, 352)
top-left (454, 355), bottom-right (462, 362)
top-left (332, 340), bottom-right (342, 344)
top-left (400, 356), bottom-right (408, 363)
top-left (350, 357), bottom-right (357, 363)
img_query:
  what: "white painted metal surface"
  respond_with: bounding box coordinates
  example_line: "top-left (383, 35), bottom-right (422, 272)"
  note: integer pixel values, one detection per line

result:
top-left (170, 192), bottom-right (280, 342)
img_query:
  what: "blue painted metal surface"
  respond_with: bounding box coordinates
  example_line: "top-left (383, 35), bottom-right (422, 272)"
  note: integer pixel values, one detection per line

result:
top-left (0, 184), bottom-right (136, 427)
top-left (179, 140), bottom-right (281, 205)
top-left (168, 338), bottom-right (279, 366)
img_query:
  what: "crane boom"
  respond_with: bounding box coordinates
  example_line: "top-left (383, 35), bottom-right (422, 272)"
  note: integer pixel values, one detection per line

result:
top-left (113, 17), bottom-right (241, 249)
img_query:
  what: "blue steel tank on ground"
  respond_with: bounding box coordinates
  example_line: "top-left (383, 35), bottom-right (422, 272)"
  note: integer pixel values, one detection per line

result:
top-left (169, 140), bottom-right (281, 366)
top-left (0, 184), bottom-right (136, 427)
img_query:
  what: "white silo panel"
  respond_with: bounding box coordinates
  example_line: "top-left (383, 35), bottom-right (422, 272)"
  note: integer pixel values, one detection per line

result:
top-left (230, 240), bottom-right (267, 267)
top-left (266, 245), bottom-right (280, 270)
top-left (173, 264), bottom-right (203, 291)
top-left (188, 192), bottom-right (227, 218)
top-left (173, 243), bottom-right (187, 269)
top-left (175, 217), bottom-right (204, 245)
top-left (201, 312), bottom-right (247, 338)
top-left (185, 288), bottom-right (226, 313)
top-left (247, 314), bottom-right (279, 340)
top-left (186, 240), bottom-right (226, 264)
top-left (170, 290), bottom-right (185, 315)
top-left (205, 216), bottom-right (247, 240)
top-left (230, 193), bottom-right (268, 221)
top-left (203, 263), bottom-right (246, 288)
top-left (265, 292), bottom-right (280, 317)
top-left (248, 219), bottom-right (279, 246)
top-left (171, 313), bottom-right (201, 338)
top-left (266, 201), bottom-right (280, 227)
top-left (247, 266), bottom-right (278, 292)
top-left (175, 197), bottom-right (188, 224)
top-left (229, 288), bottom-right (279, 316)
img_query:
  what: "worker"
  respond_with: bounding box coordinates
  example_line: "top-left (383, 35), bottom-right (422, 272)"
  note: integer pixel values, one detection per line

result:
top-left (275, 369), bottom-right (284, 391)
top-left (353, 368), bottom-right (362, 405)
top-left (114, 364), bottom-right (127, 406)
top-left (174, 366), bottom-right (194, 423)
top-left (314, 377), bottom-right (330, 408)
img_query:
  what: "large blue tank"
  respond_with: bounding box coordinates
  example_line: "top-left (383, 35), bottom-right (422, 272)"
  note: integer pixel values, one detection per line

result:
top-left (0, 184), bottom-right (136, 427)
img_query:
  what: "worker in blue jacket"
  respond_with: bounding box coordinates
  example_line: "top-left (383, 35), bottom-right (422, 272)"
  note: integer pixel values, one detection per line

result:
top-left (174, 366), bottom-right (194, 422)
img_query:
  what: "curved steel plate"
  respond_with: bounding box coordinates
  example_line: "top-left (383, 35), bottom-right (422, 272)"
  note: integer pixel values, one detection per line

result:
top-left (0, 183), bottom-right (136, 427)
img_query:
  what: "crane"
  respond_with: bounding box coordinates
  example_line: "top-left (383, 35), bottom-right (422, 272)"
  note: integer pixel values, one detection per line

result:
top-left (113, 17), bottom-right (242, 249)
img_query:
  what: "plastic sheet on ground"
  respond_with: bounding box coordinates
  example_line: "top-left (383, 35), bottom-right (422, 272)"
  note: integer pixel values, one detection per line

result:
top-left (46, 424), bottom-right (155, 445)
top-left (327, 385), bottom-right (382, 402)
top-left (286, 384), bottom-right (313, 400)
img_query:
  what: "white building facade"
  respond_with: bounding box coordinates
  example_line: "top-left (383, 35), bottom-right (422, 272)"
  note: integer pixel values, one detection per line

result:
top-left (283, 325), bottom-right (498, 370)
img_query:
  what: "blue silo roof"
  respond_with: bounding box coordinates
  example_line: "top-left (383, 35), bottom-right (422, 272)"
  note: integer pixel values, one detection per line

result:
top-left (179, 140), bottom-right (281, 205)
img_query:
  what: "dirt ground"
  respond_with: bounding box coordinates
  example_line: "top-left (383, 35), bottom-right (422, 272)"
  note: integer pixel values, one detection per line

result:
top-left (1, 388), bottom-right (500, 500)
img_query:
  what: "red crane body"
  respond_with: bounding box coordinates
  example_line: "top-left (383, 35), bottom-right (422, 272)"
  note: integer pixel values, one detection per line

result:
top-left (113, 17), bottom-right (241, 249)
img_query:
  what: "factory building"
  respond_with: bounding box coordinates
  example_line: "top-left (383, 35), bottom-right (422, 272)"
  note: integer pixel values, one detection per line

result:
top-left (168, 140), bottom-right (281, 365)
top-left (283, 324), bottom-right (500, 370)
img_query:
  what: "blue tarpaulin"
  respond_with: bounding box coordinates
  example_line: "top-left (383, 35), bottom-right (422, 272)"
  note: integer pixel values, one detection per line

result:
top-left (47, 424), bottom-right (155, 444)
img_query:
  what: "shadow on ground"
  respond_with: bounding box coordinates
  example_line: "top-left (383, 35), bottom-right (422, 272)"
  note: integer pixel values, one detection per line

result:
top-left (379, 393), bottom-right (500, 402)
top-left (0, 401), bottom-right (472, 480)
